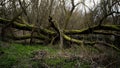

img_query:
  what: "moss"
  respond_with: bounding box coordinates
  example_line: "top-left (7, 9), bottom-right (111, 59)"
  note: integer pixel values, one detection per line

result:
top-left (0, 42), bottom-right (92, 68)
top-left (63, 34), bottom-right (83, 44)
top-left (0, 43), bottom-right (57, 68)
top-left (0, 18), bottom-right (10, 23)
top-left (43, 28), bottom-right (56, 35)
top-left (44, 57), bottom-right (91, 68)
top-left (102, 25), bottom-right (120, 31)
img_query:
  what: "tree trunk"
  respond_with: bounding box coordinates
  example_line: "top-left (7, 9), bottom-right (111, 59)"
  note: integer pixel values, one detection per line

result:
top-left (59, 29), bottom-right (63, 49)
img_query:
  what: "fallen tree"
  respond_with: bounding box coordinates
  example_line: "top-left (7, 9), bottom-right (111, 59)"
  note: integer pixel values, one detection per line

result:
top-left (0, 17), bottom-right (120, 51)
top-left (0, 18), bottom-right (55, 35)
top-left (0, 17), bottom-right (120, 35)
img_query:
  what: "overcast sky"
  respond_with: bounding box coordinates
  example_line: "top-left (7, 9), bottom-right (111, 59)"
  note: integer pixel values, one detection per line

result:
top-left (73, 0), bottom-right (100, 12)
top-left (75, 0), bottom-right (100, 7)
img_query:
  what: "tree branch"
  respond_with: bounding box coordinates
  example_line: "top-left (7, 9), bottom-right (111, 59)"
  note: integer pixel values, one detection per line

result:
top-left (0, 17), bottom-right (120, 36)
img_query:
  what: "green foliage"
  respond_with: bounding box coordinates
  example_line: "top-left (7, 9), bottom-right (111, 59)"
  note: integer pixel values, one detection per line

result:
top-left (44, 57), bottom-right (91, 68)
top-left (0, 42), bottom-right (92, 68)
top-left (0, 43), bottom-right (56, 68)
top-left (2, 42), bottom-right (119, 68)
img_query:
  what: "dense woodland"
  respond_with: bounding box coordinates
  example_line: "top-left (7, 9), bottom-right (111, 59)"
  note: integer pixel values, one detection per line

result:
top-left (0, 0), bottom-right (120, 68)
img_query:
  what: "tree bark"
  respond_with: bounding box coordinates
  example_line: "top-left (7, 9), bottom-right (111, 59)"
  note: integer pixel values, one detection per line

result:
top-left (0, 17), bottom-right (120, 35)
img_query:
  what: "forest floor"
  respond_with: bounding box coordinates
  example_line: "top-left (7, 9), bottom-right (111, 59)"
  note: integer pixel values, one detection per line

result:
top-left (0, 41), bottom-right (120, 68)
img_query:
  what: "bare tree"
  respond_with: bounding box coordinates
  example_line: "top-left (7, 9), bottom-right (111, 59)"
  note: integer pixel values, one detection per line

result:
top-left (0, 0), bottom-right (120, 50)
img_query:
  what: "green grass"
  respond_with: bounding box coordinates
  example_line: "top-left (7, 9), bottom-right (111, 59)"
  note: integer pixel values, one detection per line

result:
top-left (0, 42), bottom-right (58, 68)
top-left (0, 41), bottom-right (120, 68)
top-left (0, 42), bottom-right (93, 68)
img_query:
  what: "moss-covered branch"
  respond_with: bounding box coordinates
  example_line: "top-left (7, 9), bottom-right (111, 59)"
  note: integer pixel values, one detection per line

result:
top-left (64, 25), bottom-right (120, 35)
top-left (0, 17), bottom-right (120, 43)
top-left (63, 34), bottom-right (83, 44)
top-left (0, 18), bottom-right (55, 35)
top-left (1, 17), bottom-right (120, 51)
top-left (63, 34), bottom-right (120, 51)
top-left (100, 25), bottom-right (120, 31)
top-left (0, 18), bottom-right (11, 24)
top-left (93, 31), bottom-right (120, 37)
top-left (0, 17), bottom-right (120, 36)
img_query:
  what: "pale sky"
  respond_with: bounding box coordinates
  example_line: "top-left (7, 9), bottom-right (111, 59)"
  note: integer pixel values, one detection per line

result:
top-left (75, 0), bottom-right (100, 8)
top-left (67, 0), bottom-right (100, 13)
top-left (66, 0), bottom-right (100, 12)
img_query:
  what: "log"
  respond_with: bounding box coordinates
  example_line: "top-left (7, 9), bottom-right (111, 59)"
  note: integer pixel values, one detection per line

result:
top-left (0, 17), bottom-right (120, 36)
top-left (64, 25), bottom-right (120, 35)
top-left (0, 17), bottom-right (120, 51)
top-left (63, 34), bottom-right (120, 51)
top-left (63, 34), bottom-right (83, 44)
top-left (0, 18), bottom-right (55, 35)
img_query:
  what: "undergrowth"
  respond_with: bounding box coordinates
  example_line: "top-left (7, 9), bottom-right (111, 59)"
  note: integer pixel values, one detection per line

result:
top-left (0, 41), bottom-right (120, 68)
